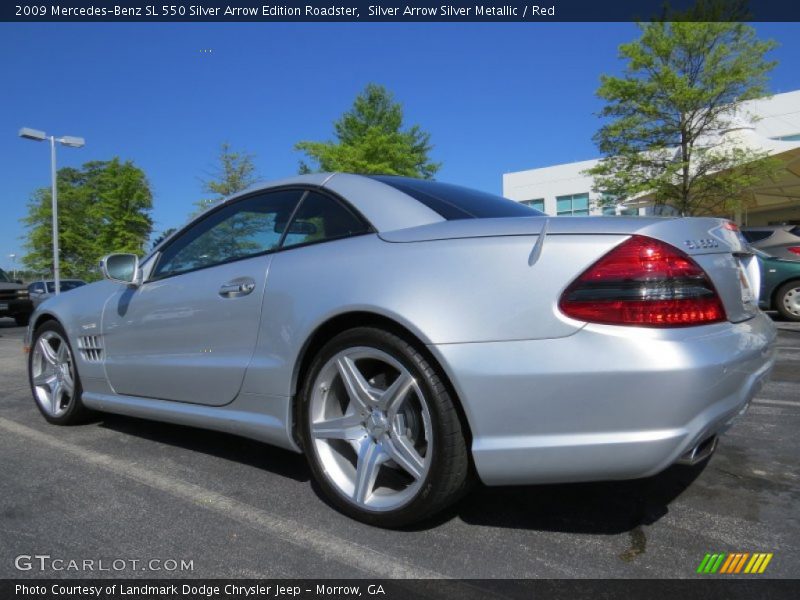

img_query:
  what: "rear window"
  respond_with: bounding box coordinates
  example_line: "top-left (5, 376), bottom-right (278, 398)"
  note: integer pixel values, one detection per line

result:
top-left (742, 230), bottom-right (774, 243)
top-left (370, 176), bottom-right (542, 220)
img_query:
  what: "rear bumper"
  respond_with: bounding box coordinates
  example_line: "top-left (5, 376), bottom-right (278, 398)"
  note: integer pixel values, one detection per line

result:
top-left (430, 311), bottom-right (776, 486)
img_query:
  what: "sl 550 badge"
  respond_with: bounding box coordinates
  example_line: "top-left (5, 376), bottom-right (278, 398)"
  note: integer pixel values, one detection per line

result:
top-left (684, 238), bottom-right (720, 250)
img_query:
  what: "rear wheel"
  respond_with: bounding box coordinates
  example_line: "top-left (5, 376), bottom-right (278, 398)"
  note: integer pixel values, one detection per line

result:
top-left (28, 320), bottom-right (90, 424)
top-left (300, 327), bottom-right (470, 527)
top-left (775, 281), bottom-right (800, 321)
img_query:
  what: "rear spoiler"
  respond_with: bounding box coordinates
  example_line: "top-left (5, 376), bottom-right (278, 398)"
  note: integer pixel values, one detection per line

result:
top-left (380, 215), bottom-right (749, 256)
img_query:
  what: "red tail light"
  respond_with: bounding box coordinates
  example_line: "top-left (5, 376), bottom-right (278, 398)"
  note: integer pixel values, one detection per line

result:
top-left (787, 247), bottom-right (800, 256)
top-left (559, 235), bottom-right (727, 327)
top-left (723, 221), bottom-right (740, 232)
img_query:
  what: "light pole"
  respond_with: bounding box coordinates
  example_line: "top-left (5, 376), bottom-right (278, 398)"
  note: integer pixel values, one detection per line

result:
top-left (8, 253), bottom-right (16, 280)
top-left (19, 127), bottom-right (85, 295)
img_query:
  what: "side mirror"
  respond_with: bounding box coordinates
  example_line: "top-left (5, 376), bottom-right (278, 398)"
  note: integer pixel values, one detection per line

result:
top-left (100, 253), bottom-right (142, 286)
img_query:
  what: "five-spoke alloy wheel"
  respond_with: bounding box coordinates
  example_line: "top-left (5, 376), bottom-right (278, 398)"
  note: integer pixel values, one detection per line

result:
top-left (28, 320), bottom-right (89, 424)
top-left (301, 327), bottom-right (470, 527)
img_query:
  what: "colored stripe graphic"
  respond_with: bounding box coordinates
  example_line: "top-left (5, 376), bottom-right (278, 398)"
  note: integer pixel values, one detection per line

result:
top-left (709, 554), bottom-right (726, 573)
top-left (734, 553), bottom-right (749, 573)
top-left (745, 554), bottom-right (760, 573)
top-left (702, 554), bottom-right (719, 574)
top-left (699, 552), bottom-right (773, 574)
top-left (697, 554), bottom-right (712, 573)
top-left (721, 553), bottom-right (739, 574)
top-left (720, 554), bottom-right (736, 573)
top-left (759, 554), bottom-right (773, 573)
top-left (745, 553), bottom-right (774, 574)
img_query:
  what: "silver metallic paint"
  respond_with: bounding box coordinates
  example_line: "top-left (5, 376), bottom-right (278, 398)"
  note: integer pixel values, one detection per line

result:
top-left (26, 174), bottom-right (776, 486)
top-left (430, 312), bottom-right (775, 485)
top-left (102, 254), bottom-right (272, 405)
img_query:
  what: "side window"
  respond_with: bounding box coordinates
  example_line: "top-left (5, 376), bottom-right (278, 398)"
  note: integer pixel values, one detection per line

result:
top-left (153, 190), bottom-right (304, 279)
top-left (280, 192), bottom-right (371, 249)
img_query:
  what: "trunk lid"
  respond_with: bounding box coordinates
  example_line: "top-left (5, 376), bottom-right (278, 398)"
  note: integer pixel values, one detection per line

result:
top-left (380, 215), bottom-right (759, 323)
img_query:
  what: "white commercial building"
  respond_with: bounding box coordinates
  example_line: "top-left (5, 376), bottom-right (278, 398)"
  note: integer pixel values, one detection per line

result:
top-left (502, 90), bottom-right (800, 225)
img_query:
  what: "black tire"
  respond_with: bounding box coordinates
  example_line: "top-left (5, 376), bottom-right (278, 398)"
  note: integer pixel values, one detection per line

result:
top-left (299, 327), bottom-right (471, 527)
top-left (14, 313), bottom-right (31, 327)
top-left (28, 320), bottom-right (91, 425)
top-left (775, 281), bottom-right (800, 322)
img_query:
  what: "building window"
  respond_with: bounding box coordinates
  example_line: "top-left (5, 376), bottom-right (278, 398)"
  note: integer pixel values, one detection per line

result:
top-left (520, 198), bottom-right (545, 212)
top-left (602, 206), bottom-right (640, 216)
top-left (599, 192), bottom-right (618, 216)
top-left (556, 193), bottom-right (590, 216)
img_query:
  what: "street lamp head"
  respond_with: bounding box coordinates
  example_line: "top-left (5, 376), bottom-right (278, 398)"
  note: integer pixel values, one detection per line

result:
top-left (59, 136), bottom-right (85, 148)
top-left (19, 127), bottom-right (47, 142)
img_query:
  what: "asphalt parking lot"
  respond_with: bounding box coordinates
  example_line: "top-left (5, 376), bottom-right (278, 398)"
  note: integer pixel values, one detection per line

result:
top-left (0, 317), bottom-right (798, 580)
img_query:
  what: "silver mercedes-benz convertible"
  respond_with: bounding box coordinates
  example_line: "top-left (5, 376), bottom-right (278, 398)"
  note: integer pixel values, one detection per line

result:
top-left (25, 173), bottom-right (776, 526)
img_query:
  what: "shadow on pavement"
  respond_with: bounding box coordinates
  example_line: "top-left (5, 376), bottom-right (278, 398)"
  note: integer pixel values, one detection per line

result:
top-left (450, 461), bottom-right (707, 535)
top-left (97, 413), bottom-right (311, 483)
top-left (95, 410), bottom-right (707, 535)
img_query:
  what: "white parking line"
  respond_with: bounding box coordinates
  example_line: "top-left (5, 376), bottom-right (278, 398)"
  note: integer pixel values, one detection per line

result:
top-left (753, 398), bottom-right (800, 408)
top-left (0, 417), bottom-right (452, 582)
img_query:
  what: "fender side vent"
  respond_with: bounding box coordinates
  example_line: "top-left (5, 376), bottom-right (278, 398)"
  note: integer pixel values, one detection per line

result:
top-left (77, 335), bottom-right (104, 362)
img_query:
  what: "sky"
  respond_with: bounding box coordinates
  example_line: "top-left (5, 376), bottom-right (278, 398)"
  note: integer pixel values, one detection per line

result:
top-left (1, 21), bottom-right (799, 272)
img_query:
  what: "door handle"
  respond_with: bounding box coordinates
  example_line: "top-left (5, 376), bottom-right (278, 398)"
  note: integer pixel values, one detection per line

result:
top-left (219, 277), bottom-right (256, 298)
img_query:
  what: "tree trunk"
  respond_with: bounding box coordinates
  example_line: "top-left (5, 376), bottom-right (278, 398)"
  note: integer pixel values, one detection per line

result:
top-left (680, 112), bottom-right (691, 216)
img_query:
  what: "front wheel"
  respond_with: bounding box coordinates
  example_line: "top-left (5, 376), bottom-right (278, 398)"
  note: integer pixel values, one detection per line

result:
top-left (775, 281), bottom-right (800, 322)
top-left (300, 327), bottom-right (471, 527)
top-left (28, 320), bottom-right (91, 424)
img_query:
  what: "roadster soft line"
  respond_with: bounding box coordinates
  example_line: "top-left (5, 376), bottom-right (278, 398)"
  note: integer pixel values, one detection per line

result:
top-left (26, 173), bottom-right (776, 526)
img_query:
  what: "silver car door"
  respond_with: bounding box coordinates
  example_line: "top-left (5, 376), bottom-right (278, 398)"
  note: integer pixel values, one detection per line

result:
top-left (102, 189), bottom-right (305, 406)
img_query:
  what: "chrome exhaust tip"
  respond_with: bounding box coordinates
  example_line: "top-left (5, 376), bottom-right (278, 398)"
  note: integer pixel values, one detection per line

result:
top-left (677, 435), bottom-right (718, 466)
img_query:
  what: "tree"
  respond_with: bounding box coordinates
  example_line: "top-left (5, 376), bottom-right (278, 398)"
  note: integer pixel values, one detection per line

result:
top-left (22, 159), bottom-right (153, 281)
top-left (586, 1), bottom-right (780, 216)
top-left (194, 142), bottom-right (258, 214)
top-left (295, 83), bottom-right (441, 179)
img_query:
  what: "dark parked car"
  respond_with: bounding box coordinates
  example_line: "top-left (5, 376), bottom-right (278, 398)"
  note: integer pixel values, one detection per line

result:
top-left (27, 279), bottom-right (87, 308)
top-left (742, 225), bottom-right (800, 261)
top-left (0, 268), bottom-right (33, 325)
top-left (756, 248), bottom-right (800, 321)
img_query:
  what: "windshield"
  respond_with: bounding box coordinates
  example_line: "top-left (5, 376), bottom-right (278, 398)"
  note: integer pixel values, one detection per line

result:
top-left (0, 269), bottom-right (10, 283)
